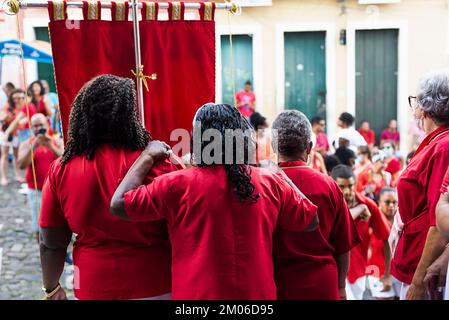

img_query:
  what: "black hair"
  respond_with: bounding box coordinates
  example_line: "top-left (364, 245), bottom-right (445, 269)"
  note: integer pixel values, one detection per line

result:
top-left (192, 103), bottom-right (258, 202)
top-left (249, 112), bottom-right (267, 131)
top-left (5, 82), bottom-right (15, 90)
top-left (335, 146), bottom-right (356, 166)
top-left (331, 164), bottom-right (355, 180)
top-left (339, 112), bottom-right (355, 126)
top-left (324, 155), bottom-right (341, 174)
top-left (61, 74), bottom-right (150, 164)
top-left (27, 80), bottom-right (46, 107)
top-left (311, 115), bottom-right (324, 126)
top-left (359, 120), bottom-right (369, 126)
top-left (378, 187), bottom-right (396, 199)
top-left (245, 80), bottom-right (252, 86)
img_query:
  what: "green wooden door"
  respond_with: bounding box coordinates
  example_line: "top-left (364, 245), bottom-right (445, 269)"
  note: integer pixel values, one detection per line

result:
top-left (221, 34), bottom-right (253, 106)
top-left (34, 27), bottom-right (56, 93)
top-left (355, 29), bottom-right (398, 142)
top-left (284, 31), bottom-right (326, 120)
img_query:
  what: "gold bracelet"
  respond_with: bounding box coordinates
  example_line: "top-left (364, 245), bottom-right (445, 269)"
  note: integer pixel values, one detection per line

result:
top-left (42, 283), bottom-right (61, 300)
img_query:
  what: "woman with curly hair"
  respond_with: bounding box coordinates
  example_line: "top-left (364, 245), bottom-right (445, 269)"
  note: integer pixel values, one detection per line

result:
top-left (39, 74), bottom-right (180, 300)
top-left (110, 103), bottom-right (318, 300)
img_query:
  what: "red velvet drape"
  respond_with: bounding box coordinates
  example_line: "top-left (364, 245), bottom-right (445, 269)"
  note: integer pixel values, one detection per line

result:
top-left (48, 5), bottom-right (215, 147)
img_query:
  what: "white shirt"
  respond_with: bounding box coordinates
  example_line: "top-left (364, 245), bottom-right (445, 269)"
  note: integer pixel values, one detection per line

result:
top-left (331, 127), bottom-right (367, 153)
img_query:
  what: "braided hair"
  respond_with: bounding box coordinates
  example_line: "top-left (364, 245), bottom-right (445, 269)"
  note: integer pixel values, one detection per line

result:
top-left (192, 103), bottom-right (258, 202)
top-left (61, 74), bottom-right (150, 164)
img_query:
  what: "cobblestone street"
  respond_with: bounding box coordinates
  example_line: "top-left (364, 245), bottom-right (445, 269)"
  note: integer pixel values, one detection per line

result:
top-left (0, 164), bottom-right (74, 300)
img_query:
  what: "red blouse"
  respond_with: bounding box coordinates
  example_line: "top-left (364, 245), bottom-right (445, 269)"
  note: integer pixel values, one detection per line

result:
top-left (274, 161), bottom-right (360, 300)
top-left (124, 165), bottom-right (317, 300)
top-left (40, 145), bottom-right (179, 299)
top-left (391, 126), bottom-right (449, 284)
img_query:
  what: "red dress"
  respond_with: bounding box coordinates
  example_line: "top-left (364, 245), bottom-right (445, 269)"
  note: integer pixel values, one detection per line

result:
top-left (124, 165), bottom-right (317, 299)
top-left (25, 139), bottom-right (59, 190)
top-left (274, 161), bottom-right (360, 300)
top-left (391, 126), bottom-right (449, 284)
top-left (40, 145), bottom-right (179, 299)
top-left (347, 193), bottom-right (390, 283)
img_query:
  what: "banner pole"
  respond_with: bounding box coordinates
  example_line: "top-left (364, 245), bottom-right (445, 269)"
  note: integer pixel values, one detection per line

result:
top-left (130, 0), bottom-right (145, 125)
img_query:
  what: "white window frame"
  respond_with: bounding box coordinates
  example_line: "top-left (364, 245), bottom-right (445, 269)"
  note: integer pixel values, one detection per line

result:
top-left (275, 23), bottom-right (337, 138)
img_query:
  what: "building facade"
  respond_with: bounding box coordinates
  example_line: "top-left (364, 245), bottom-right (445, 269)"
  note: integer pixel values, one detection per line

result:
top-left (2, 0), bottom-right (449, 152)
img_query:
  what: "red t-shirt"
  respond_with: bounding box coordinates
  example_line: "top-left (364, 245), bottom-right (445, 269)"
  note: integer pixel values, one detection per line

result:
top-left (440, 166), bottom-right (449, 194)
top-left (236, 90), bottom-right (255, 118)
top-left (274, 161), bottom-right (360, 300)
top-left (385, 157), bottom-right (401, 176)
top-left (316, 132), bottom-right (330, 152)
top-left (124, 165), bottom-right (317, 300)
top-left (368, 218), bottom-right (393, 278)
top-left (391, 126), bottom-right (449, 284)
top-left (39, 145), bottom-right (179, 299)
top-left (347, 193), bottom-right (390, 284)
top-left (358, 129), bottom-right (376, 145)
top-left (25, 139), bottom-right (59, 190)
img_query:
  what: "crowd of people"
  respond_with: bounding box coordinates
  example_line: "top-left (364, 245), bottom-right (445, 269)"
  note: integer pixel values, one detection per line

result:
top-left (1, 71), bottom-right (449, 300)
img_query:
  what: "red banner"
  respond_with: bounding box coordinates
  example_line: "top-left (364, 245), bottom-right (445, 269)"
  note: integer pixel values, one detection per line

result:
top-left (48, 6), bottom-right (215, 147)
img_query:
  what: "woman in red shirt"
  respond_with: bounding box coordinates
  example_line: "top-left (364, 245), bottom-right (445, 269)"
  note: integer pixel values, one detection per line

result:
top-left (110, 103), bottom-right (318, 300)
top-left (356, 152), bottom-right (391, 200)
top-left (28, 80), bottom-right (52, 117)
top-left (358, 120), bottom-right (376, 149)
top-left (39, 75), bottom-right (179, 300)
top-left (271, 110), bottom-right (360, 300)
top-left (392, 71), bottom-right (449, 300)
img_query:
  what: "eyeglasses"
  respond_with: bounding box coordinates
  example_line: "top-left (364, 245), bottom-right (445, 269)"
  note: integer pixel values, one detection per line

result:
top-left (408, 96), bottom-right (419, 110)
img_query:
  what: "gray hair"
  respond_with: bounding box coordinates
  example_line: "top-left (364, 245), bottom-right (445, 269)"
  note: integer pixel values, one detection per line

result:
top-left (417, 70), bottom-right (449, 125)
top-left (272, 110), bottom-right (312, 157)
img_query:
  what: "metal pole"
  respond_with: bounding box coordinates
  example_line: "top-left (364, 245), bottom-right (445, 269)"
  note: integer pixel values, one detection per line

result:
top-left (130, 0), bottom-right (145, 125)
top-left (18, 1), bottom-right (233, 10)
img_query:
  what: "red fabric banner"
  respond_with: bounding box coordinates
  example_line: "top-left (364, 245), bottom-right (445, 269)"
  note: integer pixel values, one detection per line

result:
top-left (49, 17), bottom-right (215, 147)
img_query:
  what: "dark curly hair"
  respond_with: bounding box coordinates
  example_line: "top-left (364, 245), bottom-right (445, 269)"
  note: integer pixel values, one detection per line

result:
top-left (192, 103), bottom-right (258, 202)
top-left (61, 74), bottom-right (150, 164)
top-left (27, 80), bottom-right (45, 107)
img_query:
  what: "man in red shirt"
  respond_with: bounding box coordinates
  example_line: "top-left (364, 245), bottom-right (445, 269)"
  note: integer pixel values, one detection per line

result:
top-left (271, 110), bottom-right (360, 300)
top-left (235, 80), bottom-right (256, 119)
top-left (17, 113), bottom-right (63, 243)
top-left (110, 103), bottom-right (318, 300)
top-left (39, 75), bottom-right (180, 300)
top-left (331, 165), bottom-right (391, 300)
top-left (358, 120), bottom-right (376, 149)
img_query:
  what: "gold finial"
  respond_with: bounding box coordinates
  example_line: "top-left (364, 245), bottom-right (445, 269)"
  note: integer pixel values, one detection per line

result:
top-left (131, 65), bottom-right (157, 92)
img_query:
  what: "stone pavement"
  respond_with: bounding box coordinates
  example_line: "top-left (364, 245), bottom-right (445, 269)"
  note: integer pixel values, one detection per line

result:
top-left (0, 164), bottom-right (74, 300)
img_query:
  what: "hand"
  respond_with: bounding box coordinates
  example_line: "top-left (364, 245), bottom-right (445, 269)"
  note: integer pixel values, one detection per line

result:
top-left (339, 287), bottom-right (347, 300)
top-left (359, 204), bottom-right (371, 222)
top-left (45, 287), bottom-right (67, 300)
top-left (423, 248), bottom-right (449, 300)
top-left (34, 134), bottom-right (51, 147)
top-left (380, 275), bottom-right (393, 292)
top-left (405, 283), bottom-right (427, 300)
top-left (143, 140), bottom-right (171, 163)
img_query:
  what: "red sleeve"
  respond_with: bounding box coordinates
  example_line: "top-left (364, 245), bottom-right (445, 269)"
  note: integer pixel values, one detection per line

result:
top-left (366, 198), bottom-right (390, 240)
top-left (328, 182), bottom-right (361, 254)
top-left (123, 177), bottom-right (168, 222)
top-left (277, 178), bottom-right (317, 232)
top-left (356, 170), bottom-right (368, 193)
top-left (39, 161), bottom-right (67, 228)
top-left (440, 166), bottom-right (449, 194)
top-left (426, 151), bottom-right (449, 226)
